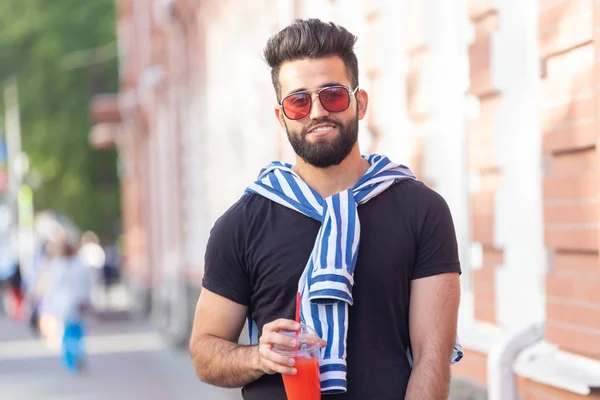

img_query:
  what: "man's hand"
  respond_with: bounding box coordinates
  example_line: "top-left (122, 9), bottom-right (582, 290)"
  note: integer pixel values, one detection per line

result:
top-left (257, 318), bottom-right (326, 375)
top-left (189, 289), bottom-right (327, 388)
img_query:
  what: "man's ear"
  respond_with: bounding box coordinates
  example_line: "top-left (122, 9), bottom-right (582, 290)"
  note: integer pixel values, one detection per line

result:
top-left (356, 89), bottom-right (369, 120)
top-left (275, 106), bottom-right (286, 128)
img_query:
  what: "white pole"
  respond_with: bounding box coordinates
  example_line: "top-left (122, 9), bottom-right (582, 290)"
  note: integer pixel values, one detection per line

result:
top-left (3, 77), bottom-right (22, 212)
top-left (3, 77), bottom-right (22, 268)
top-left (3, 77), bottom-right (34, 284)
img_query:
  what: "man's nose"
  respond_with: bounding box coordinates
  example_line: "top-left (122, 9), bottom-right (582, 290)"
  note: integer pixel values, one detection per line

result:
top-left (309, 94), bottom-right (330, 120)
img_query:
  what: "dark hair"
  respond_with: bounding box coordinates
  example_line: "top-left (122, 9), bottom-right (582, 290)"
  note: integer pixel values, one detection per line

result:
top-left (263, 18), bottom-right (359, 102)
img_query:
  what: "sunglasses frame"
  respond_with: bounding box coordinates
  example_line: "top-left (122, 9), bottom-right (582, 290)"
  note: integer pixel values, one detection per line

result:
top-left (279, 85), bottom-right (360, 120)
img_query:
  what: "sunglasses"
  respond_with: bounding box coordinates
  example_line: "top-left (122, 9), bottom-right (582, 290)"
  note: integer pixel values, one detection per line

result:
top-left (279, 85), bottom-right (360, 120)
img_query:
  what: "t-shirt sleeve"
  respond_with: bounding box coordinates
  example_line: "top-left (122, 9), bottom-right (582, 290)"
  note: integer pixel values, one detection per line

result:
top-left (412, 184), bottom-right (462, 280)
top-left (202, 201), bottom-right (252, 306)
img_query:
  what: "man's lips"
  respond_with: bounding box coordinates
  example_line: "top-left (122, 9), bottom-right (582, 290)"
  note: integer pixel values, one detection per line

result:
top-left (307, 124), bottom-right (338, 136)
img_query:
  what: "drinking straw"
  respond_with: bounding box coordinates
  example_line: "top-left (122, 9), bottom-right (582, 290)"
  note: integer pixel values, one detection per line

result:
top-left (294, 292), bottom-right (301, 354)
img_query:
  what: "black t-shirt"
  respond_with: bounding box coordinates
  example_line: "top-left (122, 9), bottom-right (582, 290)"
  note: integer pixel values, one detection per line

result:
top-left (202, 179), bottom-right (461, 400)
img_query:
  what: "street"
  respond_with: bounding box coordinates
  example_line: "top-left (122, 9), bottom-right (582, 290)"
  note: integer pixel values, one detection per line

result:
top-left (0, 314), bottom-right (242, 400)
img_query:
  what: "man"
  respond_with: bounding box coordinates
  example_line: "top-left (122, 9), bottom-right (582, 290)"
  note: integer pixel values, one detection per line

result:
top-left (190, 18), bottom-right (461, 400)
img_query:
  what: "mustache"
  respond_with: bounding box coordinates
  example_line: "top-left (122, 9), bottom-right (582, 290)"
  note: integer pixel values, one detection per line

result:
top-left (301, 119), bottom-right (344, 136)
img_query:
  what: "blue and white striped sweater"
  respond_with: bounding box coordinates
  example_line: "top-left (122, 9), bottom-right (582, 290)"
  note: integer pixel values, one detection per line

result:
top-left (245, 154), bottom-right (463, 394)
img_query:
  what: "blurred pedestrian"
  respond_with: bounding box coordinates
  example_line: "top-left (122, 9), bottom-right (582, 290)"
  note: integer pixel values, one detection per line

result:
top-left (25, 240), bottom-right (52, 336)
top-left (0, 256), bottom-right (24, 320)
top-left (43, 234), bottom-right (93, 372)
top-left (100, 238), bottom-right (121, 306)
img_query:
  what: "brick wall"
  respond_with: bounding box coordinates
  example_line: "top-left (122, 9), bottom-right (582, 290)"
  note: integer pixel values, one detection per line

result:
top-left (517, 376), bottom-right (600, 400)
top-left (506, 0), bottom-right (600, 398)
top-left (452, 347), bottom-right (489, 388)
top-left (539, 0), bottom-right (600, 361)
top-left (467, 1), bottom-right (503, 325)
top-left (363, 2), bottom-right (383, 154)
top-left (405, 0), bottom-right (430, 182)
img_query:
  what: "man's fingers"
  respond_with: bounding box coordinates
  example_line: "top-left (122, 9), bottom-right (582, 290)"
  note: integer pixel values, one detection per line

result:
top-left (259, 345), bottom-right (295, 366)
top-left (259, 319), bottom-right (325, 376)
top-left (258, 346), bottom-right (297, 375)
top-left (264, 358), bottom-right (297, 375)
top-left (263, 318), bottom-right (300, 333)
top-left (259, 331), bottom-right (298, 347)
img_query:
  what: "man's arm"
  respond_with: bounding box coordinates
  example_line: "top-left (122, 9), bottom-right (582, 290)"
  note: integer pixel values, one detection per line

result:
top-left (189, 288), bottom-right (261, 387)
top-left (189, 288), bottom-right (300, 388)
top-left (405, 272), bottom-right (460, 400)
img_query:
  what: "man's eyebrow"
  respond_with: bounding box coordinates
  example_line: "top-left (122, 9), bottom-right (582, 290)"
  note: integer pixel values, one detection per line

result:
top-left (286, 82), bottom-right (345, 95)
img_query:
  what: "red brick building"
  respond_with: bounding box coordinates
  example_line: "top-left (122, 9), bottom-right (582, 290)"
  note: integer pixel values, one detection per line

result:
top-left (91, 0), bottom-right (600, 398)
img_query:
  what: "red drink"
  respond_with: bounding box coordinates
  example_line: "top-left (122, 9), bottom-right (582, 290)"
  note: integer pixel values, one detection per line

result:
top-left (282, 356), bottom-right (321, 400)
top-left (273, 324), bottom-right (322, 400)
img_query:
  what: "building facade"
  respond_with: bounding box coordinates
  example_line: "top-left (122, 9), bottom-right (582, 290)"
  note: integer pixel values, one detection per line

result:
top-left (90, 0), bottom-right (600, 398)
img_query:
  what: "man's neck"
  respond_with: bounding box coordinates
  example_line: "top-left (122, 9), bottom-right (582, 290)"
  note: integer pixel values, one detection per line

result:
top-left (292, 146), bottom-right (370, 199)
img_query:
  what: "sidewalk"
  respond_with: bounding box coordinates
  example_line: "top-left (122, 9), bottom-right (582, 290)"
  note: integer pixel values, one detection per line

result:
top-left (0, 314), bottom-right (241, 400)
top-left (0, 294), bottom-right (484, 400)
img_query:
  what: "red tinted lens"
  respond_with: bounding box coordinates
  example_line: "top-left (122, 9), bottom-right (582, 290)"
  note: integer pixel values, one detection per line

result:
top-left (282, 93), bottom-right (311, 120)
top-left (319, 87), bottom-right (350, 112)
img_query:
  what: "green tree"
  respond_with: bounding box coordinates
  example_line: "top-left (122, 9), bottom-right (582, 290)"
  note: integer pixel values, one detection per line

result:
top-left (0, 0), bottom-right (121, 237)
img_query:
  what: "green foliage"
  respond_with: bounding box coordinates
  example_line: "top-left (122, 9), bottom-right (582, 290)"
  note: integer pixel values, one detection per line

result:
top-left (0, 0), bottom-right (121, 237)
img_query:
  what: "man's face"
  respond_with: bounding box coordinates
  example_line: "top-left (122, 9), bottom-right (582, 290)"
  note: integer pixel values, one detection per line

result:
top-left (275, 56), bottom-right (368, 168)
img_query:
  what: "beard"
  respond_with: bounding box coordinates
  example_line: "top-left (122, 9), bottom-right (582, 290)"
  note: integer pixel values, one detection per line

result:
top-left (285, 114), bottom-right (359, 168)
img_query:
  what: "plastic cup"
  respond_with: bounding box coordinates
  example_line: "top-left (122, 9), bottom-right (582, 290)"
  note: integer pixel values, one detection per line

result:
top-left (273, 324), bottom-right (321, 400)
